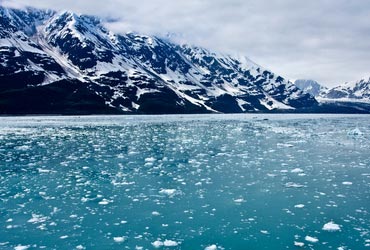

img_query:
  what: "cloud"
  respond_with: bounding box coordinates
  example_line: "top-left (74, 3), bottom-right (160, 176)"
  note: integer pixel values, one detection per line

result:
top-left (2, 0), bottom-right (370, 87)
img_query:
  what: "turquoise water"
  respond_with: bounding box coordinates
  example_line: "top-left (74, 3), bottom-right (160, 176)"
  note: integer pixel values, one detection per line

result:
top-left (0, 114), bottom-right (369, 250)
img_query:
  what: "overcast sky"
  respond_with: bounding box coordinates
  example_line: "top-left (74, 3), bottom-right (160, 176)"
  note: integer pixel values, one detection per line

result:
top-left (3, 0), bottom-right (370, 87)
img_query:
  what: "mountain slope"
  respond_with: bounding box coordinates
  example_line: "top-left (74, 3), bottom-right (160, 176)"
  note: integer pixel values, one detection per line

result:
top-left (0, 6), bottom-right (317, 114)
top-left (294, 79), bottom-right (327, 97)
top-left (321, 77), bottom-right (370, 102)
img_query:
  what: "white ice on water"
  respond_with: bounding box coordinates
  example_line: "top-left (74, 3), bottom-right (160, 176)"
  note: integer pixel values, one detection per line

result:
top-left (151, 239), bottom-right (179, 248)
top-left (14, 246), bottom-right (30, 250)
top-left (294, 241), bottom-right (304, 247)
top-left (113, 237), bottom-right (126, 243)
top-left (305, 236), bottom-right (319, 243)
top-left (322, 221), bottom-right (341, 232)
top-left (159, 189), bottom-right (177, 197)
top-left (163, 240), bottom-right (180, 247)
top-left (204, 244), bottom-right (217, 250)
top-left (347, 127), bottom-right (363, 137)
top-left (151, 240), bottom-right (163, 248)
top-left (233, 198), bottom-right (245, 203)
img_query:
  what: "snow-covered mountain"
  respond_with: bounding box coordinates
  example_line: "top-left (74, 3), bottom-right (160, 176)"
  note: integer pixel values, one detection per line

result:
top-left (1, 6), bottom-right (318, 114)
top-left (294, 78), bottom-right (370, 104)
top-left (294, 79), bottom-right (327, 97)
top-left (320, 78), bottom-right (370, 103)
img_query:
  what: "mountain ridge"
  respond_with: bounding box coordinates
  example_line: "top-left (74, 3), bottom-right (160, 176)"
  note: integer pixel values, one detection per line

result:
top-left (294, 78), bottom-right (370, 104)
top-left (4, 6), bottom-right (368, 114)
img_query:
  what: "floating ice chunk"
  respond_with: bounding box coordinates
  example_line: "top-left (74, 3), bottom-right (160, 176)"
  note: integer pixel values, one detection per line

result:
top-left (305, 236), bottom-right (319, 243)
top-left (159, 189), bottom-right (177, 197)
top-left (113, 236), bottom-right (126, 243)
top-left (27, 214), bottom-right (48, 224)
top-left (322, 221), bottom-right (341, 232)
top-left (76, 245), bottom-right (85, 250)
top-left (14, 245), bottom-right (30, 250)
top-left (37, 168), bottom-right (53, 173)
top-left (294, 204), bottom-right (305, 208)
top-left (260, 230), bottom-right (269, 234)
top-left (347, 127), bottom-right (363, 137)
top-left (285, 182), bottom-right (304, 188)
top-left (135, 246), bottom-right (143, 250)
top-left (342, 182), bottom-right (352, 185)
top-left (152, 240), bottom-right (163, 248)
top-left (60, 235), bottom-right (68, 239)
top-left (98, 199), bottom-right (110, 205)
top-left (234, 198), bottom-right (245, 203)
top-left (205, 245), bottom-right (217, 250)
top-left (337, 246), bottom-right (346, 250)
top-left (291, 168), bottom-right (304, 173)
top-left (365, 240), bottom-right (370, 247)
top-left (15, 145), bottom-right (30, 151)
top-left (163, 240), bottom-right (179, 247)
top-left (152, 211), bottom-right (161, 216)
top-left (145, 157), bottom-right (156, 162)
top-left (277, 143), bottom-right (294, 148)
top-left (294, 241), bottom-right (304, 247)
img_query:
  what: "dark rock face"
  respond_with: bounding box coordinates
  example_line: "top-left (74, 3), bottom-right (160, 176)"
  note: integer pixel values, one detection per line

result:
top-left (0, 6), bottom-right (319, 114)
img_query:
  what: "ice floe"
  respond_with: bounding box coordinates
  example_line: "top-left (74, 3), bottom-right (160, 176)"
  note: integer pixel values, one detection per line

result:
top-left (113, 237), bottom-right (127, 243)
top-left (151, 239), bottom-right (179, 248)
top-left (294, 241), bottom-right (304, 247)
top-left (322, 221), bottom-right (341, 232)
top-left (159, 189), bottom-right (178, 197)
top-left (285, 182), bottom-right (305, 188)
top-left (163, 240), bottom-right (180, 247)
top-left (347, 127), bottom-right (363, 137)
top-left (14, 245), bottom-right (30, 250)
top-left (152, 240), bottom-right (163, 248)
top-left (204, 244), bottom-right (217, 250)
top-left (27, 214), bottom-right (49, 224)
top-left (305, 236), bottom-right (319, 243)
top-left (291, 168), bottom-right (304, 173)
top-left (233, 198), bottom-right (245, 203)
top-left (98, 199), bottom-right (111, 205)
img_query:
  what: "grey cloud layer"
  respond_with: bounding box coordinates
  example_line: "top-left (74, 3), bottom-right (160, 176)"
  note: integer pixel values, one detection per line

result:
top-left (3, 0), bottom-right (370, 87)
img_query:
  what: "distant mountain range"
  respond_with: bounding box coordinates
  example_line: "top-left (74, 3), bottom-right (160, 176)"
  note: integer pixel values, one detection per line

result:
top-left (0, 6), bottom-right (369, 114)
top-left (323, 78), bottom-right (370, 102)
top-left (294, 78), bottom-right (370, 112)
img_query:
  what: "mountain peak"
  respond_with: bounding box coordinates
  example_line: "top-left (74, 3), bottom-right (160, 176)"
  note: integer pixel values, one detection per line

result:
top-left (294, 79), bottom-right (325, 97)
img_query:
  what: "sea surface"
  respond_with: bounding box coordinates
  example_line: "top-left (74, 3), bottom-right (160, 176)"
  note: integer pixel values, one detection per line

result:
top-left (0, 114), bottom-right (369, 250)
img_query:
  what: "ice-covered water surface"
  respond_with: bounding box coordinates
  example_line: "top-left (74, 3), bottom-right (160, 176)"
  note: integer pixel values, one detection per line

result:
top-left (0, 114), bottom-right (369, 250)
